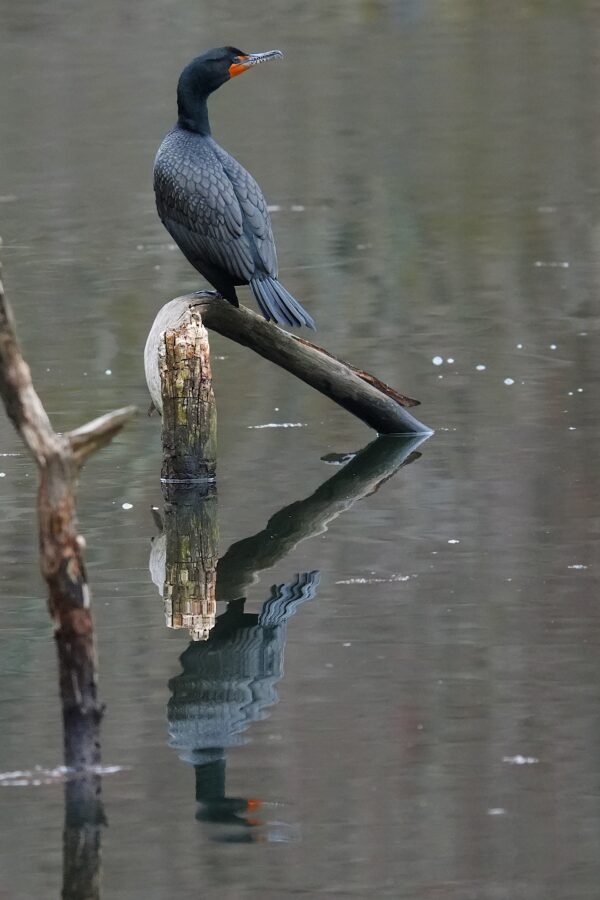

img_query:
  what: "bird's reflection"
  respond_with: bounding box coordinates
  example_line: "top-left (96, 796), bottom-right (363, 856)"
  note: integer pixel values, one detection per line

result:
top-left (169, 572), bottom-right (319, 840)
top-left (153, 433), bottom-right (429, 838)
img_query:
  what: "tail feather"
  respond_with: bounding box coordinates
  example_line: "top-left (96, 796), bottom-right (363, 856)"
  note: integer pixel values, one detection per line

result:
top-left (250, 276), bottom-right (316, 330)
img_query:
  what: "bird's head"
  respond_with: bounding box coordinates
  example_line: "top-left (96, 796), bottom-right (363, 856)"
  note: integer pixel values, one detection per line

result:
top-left (177, 46), bottom-right (283, 103)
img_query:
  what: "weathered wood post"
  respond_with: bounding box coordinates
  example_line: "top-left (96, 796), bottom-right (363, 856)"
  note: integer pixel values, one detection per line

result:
top-left (158, 306), bottom-right (217, 482)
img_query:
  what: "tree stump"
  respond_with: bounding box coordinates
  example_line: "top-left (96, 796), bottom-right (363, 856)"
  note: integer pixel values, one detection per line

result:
top-left (157, 307), bottom-right (217, 482)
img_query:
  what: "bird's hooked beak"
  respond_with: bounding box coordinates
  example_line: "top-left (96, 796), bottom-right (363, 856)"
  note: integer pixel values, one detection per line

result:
top-left (229, 50), bottom-right (283, 79)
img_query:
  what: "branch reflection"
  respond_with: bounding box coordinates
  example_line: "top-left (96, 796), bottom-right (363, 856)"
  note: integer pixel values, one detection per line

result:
top-left (152, 434), bottom-right (429, 840)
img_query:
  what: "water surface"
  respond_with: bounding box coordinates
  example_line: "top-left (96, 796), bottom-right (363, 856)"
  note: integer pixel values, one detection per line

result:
top-left (1, 2), bottom-right (599, 898)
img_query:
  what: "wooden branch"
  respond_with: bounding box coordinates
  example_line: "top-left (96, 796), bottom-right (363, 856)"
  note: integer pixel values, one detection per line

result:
top-left (159, 310), bottom-right (217, 481)
top-left (145, 295), bottom-right (432, 435)
top-left (0, 279), bottom-right (57, 465)
top-left (0, 273), bottom-right (135, 773)
top-left (69, 406), bottom-right (136, 467)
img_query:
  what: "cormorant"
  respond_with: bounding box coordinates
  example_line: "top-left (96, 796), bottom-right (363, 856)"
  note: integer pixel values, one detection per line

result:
top-left (154, 47), bottom-right (315, 329)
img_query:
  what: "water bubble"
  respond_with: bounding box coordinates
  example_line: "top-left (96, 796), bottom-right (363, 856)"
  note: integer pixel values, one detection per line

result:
top-left (476, 364), bottom-right (486, 371)
top-left (447, 539), bottom-right (460, 545)
top-left (516, 343), bottom-right (523, 349)
top-left (446, 358), bottom-right (455, 364)
top-left (105, 369), bottom-right (112, 375)
top-left (0, 473), bottom-right (5, 478)
top-left (121, 502), bottom-right (133, 510)
top-left (549, 344), bottom-right (557, 350)
top-left (432, 356), bottom-right (443, 366)
top-left (504, 378), bottom-right (514, 385)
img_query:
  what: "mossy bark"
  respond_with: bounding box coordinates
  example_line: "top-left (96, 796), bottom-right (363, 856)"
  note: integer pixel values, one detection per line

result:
top-left (159, 310), bottom-right (217, 481)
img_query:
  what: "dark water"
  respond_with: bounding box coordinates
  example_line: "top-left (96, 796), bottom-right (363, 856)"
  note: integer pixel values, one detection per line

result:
top-left (1, 2), bottom-right (599, 897)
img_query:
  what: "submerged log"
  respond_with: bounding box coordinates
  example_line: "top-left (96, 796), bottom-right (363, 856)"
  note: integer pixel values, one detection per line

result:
top-left (145, 293), bottom-right (432, 436)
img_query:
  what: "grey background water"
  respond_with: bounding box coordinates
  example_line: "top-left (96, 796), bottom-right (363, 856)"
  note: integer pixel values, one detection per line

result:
top-left (1, 1), bottom-right (599, 897)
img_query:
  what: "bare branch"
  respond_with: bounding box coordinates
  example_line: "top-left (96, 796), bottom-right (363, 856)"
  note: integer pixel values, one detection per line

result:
top-left (0, 274), bottom-right (60, 465)
top-left (0, 271), bottom-right (134, 780)
top-left (68, 406), bottom-right (137, 466)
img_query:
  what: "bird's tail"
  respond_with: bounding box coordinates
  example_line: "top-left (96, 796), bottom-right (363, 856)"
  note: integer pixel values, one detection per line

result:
top-left (250, 275), bottom-right (316, 330)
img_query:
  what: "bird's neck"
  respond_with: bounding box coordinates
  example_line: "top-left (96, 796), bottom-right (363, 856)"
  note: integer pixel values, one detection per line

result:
top-left (177, 95), bottom-right (211, 135)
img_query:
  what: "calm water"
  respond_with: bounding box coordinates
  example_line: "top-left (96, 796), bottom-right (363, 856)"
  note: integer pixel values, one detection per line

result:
top-left (1, 2), bottom-right (599, 897)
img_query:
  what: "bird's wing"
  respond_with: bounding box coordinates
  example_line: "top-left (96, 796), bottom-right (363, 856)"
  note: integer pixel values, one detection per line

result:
top-left (154, 135), bottom-right (256, 282)
top-left (211, 142), bottom-right (279, 278)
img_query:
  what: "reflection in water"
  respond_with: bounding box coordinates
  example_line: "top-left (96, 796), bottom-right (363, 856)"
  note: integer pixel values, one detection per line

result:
top-left (156, 435), bottom-right (429, 839)
top-left (169, 573), bottom-right (319, 842)
top-left (2, 3), bottom-right (600, 892)
top-left (62, 775), bottom-right (105, 900)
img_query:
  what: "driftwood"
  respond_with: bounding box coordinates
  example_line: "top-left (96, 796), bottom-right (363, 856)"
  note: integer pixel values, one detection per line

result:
top-left (145, 293), bottom-right (432, 436)
top-left (0, 273), bottom-right (135, 899)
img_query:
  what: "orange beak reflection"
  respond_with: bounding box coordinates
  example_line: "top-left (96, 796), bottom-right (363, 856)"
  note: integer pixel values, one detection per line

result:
top-left (228, 49), bottom-right (283, 79)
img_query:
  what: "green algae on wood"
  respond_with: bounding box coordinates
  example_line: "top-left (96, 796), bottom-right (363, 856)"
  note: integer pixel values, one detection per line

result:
top-left (159, 309), bottom-right (217, 482)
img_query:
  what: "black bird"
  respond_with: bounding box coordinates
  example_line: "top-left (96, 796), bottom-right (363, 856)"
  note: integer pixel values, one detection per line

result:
top-left (154, 47), bottom-right (315, 329)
